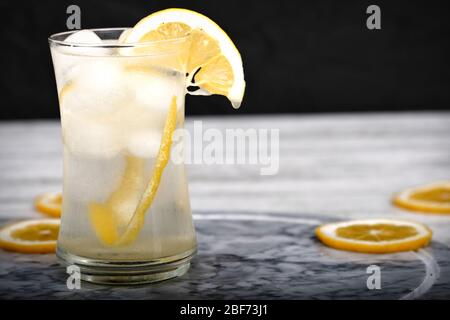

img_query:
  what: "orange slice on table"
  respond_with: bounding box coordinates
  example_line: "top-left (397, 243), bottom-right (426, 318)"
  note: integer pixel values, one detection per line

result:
top-left (393, 181), bottom-right (450, 214)
top-left (0, 219), bottom-right (60, 253)
top-left (35, 192), bottom-right (62, 218)
top-left (316, 219), bottom-right (432, 254)
top-left (123, 8), bottom-right (246, 108)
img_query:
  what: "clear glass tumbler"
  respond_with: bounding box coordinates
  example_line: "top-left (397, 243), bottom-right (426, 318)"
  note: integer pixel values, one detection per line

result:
top-left (49, 28), bottom-right (197, 284)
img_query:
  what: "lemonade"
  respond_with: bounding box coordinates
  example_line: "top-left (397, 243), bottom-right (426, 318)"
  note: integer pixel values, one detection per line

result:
top-left (49, 9), bottom-right (245, 284)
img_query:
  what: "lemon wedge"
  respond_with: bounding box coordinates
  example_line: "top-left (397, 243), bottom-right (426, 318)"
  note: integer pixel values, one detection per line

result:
top-left (124, 8), bottom-right (245, 108)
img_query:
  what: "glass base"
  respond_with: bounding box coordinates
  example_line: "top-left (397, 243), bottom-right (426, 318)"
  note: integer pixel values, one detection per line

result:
top-left (57, 246), bottom-right (196, 285)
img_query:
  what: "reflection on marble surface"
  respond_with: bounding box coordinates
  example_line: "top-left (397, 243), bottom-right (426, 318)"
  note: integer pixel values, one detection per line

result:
top-left (0, 212), bottom-right (449, 299)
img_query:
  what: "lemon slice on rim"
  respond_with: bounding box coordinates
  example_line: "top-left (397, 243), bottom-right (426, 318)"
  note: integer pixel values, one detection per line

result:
top-left (0, 219), bottom-right (60, 253)
top-left (35, 192), bottom-right (62, 218)
top-left (393, 181), bottom-right (450, 214)
top-left (316, 219), bottom-right (432, 254)
top-left (123, 8), bottom-right (246, 108)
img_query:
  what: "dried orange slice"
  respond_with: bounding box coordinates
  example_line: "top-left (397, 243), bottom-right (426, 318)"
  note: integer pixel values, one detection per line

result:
top-left (316, 219), bottom-right (432, 254)
top-left (35, 192), bottom-right (62, 218)
top-left (393, 182), bottom-right (450, 214)
top-left (0, 219), bottom-right (60, 253)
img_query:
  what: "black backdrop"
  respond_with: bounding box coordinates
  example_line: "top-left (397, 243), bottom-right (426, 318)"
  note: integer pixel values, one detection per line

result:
top-left (1, 0), bottom-right (449, 119)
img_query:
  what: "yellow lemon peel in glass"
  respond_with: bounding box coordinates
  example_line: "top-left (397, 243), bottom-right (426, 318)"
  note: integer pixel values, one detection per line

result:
top-left (88, 96), bottom-right (177, 246)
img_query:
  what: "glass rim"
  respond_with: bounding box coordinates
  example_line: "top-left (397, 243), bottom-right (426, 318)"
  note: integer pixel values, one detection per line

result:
top-left (48, 27), bottom-right (190, 48)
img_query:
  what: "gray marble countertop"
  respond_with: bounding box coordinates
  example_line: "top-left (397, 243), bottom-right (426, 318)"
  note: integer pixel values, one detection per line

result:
top-left (0, 112), bottom-right (449, 299)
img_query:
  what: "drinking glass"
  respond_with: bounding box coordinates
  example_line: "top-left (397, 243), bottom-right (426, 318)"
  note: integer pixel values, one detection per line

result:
top-left (49, 28), bottom-right (196, 284)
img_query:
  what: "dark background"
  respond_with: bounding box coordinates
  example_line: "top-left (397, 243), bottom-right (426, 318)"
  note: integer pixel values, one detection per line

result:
top-left (1, 0), bottom-right (449, 119)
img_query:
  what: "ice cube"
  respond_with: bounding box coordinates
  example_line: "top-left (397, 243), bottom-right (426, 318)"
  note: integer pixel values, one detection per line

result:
top-left (64, 30), bottom-right (102, 44)
top-left (57, 30), bottom-right (106, 57)
top-left (61, 60), bottom-right (131, 116)
top-left (52, 31), bottom-right (106, 89)
top-left (62, 112), bottom-right (123, 159)
top-left (118, 29), bottom-right (132, 43)
top-left (126, 70), bottom-right (183, 125)
top-left (127, 130), bottom-right (162, 158)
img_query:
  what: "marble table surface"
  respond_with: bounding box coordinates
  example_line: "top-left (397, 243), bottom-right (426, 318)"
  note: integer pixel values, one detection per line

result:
top-left (0, 112), bottom-right (449, 299)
